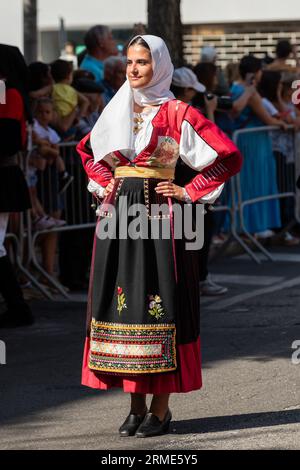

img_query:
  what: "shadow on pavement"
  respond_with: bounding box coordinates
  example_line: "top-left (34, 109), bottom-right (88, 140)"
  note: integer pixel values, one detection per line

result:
top-left (171, 409), bottom-right (300, 434)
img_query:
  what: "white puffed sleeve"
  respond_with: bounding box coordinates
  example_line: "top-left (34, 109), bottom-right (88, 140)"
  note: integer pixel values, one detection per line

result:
top-left (179, 120), bottom-right (225, 204)
top-left (87, 179), bottom-right (105, 198)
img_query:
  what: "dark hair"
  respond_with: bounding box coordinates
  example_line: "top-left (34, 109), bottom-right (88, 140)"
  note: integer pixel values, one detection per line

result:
top-left (28, 61), bottom-right (50, 91)
top-left (276, 40), bottom-right (292, 59)
top-left (50, 59), bottom-right (73, 82)
top-left (239, 55), bottom-right (262, 79)
top-left (35, 97), bottom-right (53, 108)
top-left (0, 44), bottom-right (29, 92)
top-left (84, 25), bottom-right (109, 52)
top-left (193, 62), bottom-right (217, 92)
top-left (127, 36), bottom-right (150, 51)
top-left (170, 84), bottom-right (185, 98)
top-left (73, 78), bottom-right (104, 94)
top-left (262, 53), bottom-right (274, 66)
top-left (258, 70), bottom-right (281, 102)
top-left (72, 69), bottom-right (95, 82)
top-left (0, 44), bottom-right (31, 121)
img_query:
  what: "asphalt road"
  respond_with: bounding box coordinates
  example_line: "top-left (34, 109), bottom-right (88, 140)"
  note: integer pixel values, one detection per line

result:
top-left (0, 246), bottom-right (300, 450)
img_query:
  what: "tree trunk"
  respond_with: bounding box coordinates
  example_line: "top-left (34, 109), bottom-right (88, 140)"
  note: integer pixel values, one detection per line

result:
top-left (23, 0), bottom-right (38, 63)
top-left (147, 0), bottom-right (183, 67)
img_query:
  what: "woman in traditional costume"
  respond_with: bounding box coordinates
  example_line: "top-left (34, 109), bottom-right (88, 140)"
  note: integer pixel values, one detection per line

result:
top-left (77, 35), bottom-right (242, 438)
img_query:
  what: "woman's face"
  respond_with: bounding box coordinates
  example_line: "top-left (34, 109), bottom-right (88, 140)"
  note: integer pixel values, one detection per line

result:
top-left (183, 88), bottom-right (197, 103)
top-left (100, 30), bottom-right (118, 56)
top-left (126, 44), bottom-right (153, 89)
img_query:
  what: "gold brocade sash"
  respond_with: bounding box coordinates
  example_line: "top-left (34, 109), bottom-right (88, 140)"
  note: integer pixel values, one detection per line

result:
top-left (114, 166), bottom-right (175, 180)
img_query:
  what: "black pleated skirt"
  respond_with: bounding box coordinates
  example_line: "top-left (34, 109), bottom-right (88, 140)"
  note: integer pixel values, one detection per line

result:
top-left (82, 177), bottom-right (202, 393)
top-left (0, 165), bottom-right (31, 212)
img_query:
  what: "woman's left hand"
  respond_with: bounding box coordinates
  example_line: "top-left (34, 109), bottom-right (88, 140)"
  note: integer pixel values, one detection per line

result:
top-left (103, 178), bottom-right (115, 197)
top-left (155, 180), bottom-right (185, 201)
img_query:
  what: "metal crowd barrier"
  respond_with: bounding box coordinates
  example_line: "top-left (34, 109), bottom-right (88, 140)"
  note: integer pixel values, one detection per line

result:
top-left (208, 177), bottom-right (260, 262)
top-left (4, 142), bottom-right (96, 300)
top-left (4, 152), bottom-right (54, 300)
top-left (231, 125), bottom-right (300, 263)
top-left (29, 141), bottom-right (96, 298)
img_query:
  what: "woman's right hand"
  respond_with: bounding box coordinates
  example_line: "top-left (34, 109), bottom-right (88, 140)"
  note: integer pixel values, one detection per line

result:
top-left (103, 178), bottom-right (115, 197)
top-left (204, 95), bottom-right (218, 114)
top-left (277, 119), bottom-right (290, 131)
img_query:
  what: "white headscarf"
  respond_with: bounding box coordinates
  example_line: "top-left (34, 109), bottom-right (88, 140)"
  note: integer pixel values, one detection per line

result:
top-left (90, 35), bottom-right (175, 162)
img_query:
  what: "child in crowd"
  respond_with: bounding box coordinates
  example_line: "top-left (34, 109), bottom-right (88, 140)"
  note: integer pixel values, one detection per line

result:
top-left (50, 60), bottom-right (89, 138)
top-left (27, 135), bottom-right (65, 231)
top-left (28, 98), bottom-right (73, 230)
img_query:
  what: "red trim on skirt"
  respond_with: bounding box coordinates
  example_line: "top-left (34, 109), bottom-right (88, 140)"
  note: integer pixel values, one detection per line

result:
top-left (81, 336), bottom-right (202, 394)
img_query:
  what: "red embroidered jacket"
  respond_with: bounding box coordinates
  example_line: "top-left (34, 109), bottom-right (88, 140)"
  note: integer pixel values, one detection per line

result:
top-left (76, 100), bottom-right (242, 203)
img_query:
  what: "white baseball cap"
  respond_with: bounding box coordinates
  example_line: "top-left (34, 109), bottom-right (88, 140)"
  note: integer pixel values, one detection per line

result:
top-left (172, 67), bottom-right (206, 93)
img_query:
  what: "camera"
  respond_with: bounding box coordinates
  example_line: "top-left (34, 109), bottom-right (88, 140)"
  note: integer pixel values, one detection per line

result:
top-left (205, 92), bottom-right (233, 111)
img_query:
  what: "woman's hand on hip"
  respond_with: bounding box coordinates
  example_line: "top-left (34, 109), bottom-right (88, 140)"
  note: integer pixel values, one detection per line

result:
top-left (103, 178), bottom-right (115, 197)
top-left (155, 180), bottom-right (185, 201)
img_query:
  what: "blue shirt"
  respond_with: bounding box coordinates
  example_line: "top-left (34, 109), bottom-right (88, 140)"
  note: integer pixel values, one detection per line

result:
top-left (101, 80), bottom-right (116, 106)
top-left (231, 82), bottom-right (262, 129)
top-left (80, 54), bottom-right (104, 85)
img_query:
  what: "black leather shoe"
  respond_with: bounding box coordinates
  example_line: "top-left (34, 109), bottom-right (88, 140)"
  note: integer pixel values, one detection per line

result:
top-left (119, 410), bottom-right (148, 437)
top-left (135, 409), bottom-right (172, 438)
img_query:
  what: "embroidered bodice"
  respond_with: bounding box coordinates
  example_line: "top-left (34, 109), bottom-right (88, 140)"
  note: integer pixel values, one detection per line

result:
top-left (77, 100), bottom-right (242, 203)
top-left (121, 107), bottom-right (161, 161)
